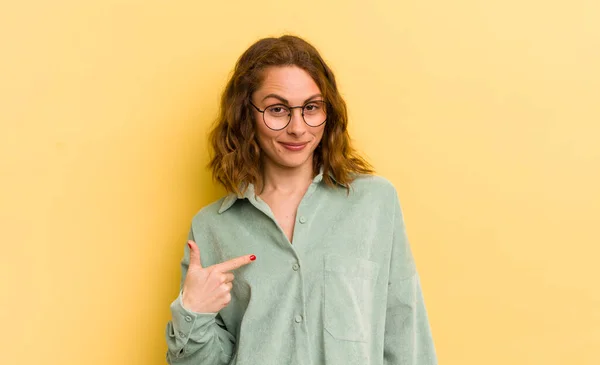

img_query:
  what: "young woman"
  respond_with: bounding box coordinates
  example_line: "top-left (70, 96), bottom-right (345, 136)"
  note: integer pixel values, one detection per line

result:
top-left (165, 35), bottom-right (437, 365)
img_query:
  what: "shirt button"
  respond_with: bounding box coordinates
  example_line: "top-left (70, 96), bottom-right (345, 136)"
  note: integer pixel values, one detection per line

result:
top-left (179, 331), bottom-right (186, 338)
top-left (185, 315), bottom-right (192, 322)
top-left (292, 263), bottom-right (300, 271)
top-left (294, 315), bottom-right (303, 323)
top-left (299, 216), bottom-right (307, 224)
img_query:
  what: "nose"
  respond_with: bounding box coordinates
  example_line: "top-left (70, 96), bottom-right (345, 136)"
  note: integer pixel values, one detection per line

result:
top-left (286, 108), bottom-right (307, 136)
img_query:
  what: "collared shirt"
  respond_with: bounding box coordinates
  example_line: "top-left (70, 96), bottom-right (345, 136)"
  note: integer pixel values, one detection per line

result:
top-left (165, 172), bottom-right (437, 365)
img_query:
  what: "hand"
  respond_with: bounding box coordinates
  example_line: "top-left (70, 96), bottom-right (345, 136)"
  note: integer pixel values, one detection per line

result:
top-left (181, 240), bottom-right (256, 313)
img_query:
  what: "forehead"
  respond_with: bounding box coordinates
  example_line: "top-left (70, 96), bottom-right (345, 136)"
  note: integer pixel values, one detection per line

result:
top-left (257, 66), bottom-right (321, 101)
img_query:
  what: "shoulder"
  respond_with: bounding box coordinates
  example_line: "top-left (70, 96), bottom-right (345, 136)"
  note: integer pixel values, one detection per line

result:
top-left (348, 173), bottom-right (399, 200)
top-left (190, 195), bottom-right (228, 226)
top-left (337, 174), bottom-right (403, 216)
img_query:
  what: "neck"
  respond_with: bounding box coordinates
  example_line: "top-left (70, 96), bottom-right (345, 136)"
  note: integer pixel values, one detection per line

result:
top-left (259, 159), bottom-right (315, 195)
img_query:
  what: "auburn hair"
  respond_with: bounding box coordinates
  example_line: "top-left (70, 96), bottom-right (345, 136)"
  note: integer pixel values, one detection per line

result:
top-left (208, 35), bottom-right (373, 195)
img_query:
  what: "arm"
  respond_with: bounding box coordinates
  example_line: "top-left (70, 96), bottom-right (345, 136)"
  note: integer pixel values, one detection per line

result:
top-left (384, 191), bottom-right (437, 365)
top-left (165, 229), bottom-right (236, 364)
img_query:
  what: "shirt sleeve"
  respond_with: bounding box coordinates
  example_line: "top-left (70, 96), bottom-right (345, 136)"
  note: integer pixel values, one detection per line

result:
top-left (165, 228), bottom-right (236, 365)
top-left (384, 189), bottom-right (437, 365)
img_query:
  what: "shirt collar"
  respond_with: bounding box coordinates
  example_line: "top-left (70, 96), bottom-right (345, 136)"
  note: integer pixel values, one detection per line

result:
top-left (217, 167), bottom-right (339, 214)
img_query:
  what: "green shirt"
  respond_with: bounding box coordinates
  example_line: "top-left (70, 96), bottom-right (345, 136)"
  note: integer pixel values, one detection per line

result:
top-left (165, 172), bottom-right (437, 365)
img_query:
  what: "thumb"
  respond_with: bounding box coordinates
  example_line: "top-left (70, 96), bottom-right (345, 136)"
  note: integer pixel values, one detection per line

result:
top-left (187, 240), bottom-right (203, 268)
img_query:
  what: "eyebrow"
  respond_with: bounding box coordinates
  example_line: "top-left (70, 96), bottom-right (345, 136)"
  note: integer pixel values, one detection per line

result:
top-left (261, 93), bottom-right (323, 105)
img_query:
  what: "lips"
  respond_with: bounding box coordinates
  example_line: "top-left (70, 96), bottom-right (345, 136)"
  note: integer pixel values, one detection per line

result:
top-left (280, 142), bottom-right (308, 146)
top-left (279, 141), bottom-right (309, 151)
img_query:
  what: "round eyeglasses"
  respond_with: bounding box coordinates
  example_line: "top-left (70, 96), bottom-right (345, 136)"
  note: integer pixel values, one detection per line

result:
top-left (249, 100), bottom-right (327, 131)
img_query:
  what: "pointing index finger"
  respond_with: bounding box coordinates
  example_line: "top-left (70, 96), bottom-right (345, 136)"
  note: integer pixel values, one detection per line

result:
top-left (213, 254), bottom-right (256, 272)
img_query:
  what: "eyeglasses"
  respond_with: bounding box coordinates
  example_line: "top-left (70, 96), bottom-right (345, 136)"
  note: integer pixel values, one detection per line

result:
top-left (249, 100), bottom-right (327, 131)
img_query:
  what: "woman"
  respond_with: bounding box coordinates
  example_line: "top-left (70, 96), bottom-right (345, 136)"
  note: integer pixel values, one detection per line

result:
top-left (165, 35), bottom-right (437, 365)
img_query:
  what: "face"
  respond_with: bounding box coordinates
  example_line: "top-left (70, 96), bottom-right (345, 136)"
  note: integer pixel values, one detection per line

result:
top-left (251, 66), bottom-right (326, 171)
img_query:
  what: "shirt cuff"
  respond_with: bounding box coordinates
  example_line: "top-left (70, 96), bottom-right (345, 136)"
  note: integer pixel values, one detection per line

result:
top-left (170, 291), bottom-right (219, 343)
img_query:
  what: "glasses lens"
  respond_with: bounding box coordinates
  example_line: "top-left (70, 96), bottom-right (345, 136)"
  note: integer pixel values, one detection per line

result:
top-left (264, 104), bottom-right (291, 130)
top-left (303, 101), bottom-right (327, 126)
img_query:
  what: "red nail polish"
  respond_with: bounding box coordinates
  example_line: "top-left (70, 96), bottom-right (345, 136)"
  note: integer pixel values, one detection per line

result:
top-left (250, 255), bottom-right (256, 261)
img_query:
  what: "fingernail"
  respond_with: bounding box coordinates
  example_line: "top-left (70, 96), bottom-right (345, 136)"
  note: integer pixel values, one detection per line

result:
top-left (249, 255), bottom-right (256, 261)
top-left (187, 242), bottom-right (192, 249)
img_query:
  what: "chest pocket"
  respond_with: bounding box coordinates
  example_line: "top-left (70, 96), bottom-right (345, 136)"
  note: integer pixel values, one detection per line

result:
top-left (323, 254), bottom-right (380, 343)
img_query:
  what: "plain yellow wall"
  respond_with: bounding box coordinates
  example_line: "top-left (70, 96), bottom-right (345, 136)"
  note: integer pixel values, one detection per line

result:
top-left (1, 1), bottom-right (599, 364)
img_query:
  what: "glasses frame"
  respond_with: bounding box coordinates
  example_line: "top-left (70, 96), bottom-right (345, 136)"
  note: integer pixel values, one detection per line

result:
top-left (249, 99), bottom-right (327, 131)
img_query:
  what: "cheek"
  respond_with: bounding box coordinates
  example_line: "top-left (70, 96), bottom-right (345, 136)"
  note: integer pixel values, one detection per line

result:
top-left (254, 120), bottom-right (281, 148)
top-left (253, 115), bottom-right (269, 140)
top-left (313, 126), bottom-right (326, 145)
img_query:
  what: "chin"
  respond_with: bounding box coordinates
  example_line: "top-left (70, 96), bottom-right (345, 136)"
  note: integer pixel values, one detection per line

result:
top-left (275, 153), bottom-right (313, 169)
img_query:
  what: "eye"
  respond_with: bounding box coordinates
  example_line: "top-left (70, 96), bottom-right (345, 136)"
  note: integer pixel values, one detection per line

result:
top-left (304, 102), bottom-right (323, 113)
top-left (267, 105), bottom-right (289, 116)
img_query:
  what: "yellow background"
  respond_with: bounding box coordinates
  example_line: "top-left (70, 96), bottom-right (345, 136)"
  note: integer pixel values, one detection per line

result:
top-left (1, 1), bottom-right (599, 364)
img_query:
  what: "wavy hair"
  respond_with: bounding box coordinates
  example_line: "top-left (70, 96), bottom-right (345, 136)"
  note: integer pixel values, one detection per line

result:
top-left (208, 35), bottom-right (373, 195)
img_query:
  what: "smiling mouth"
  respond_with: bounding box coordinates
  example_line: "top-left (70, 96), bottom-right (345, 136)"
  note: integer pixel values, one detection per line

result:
top-left (280, 142), bottom-right (308, 146)
top-left (279, 142), bottom-right (309, 151)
